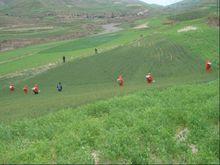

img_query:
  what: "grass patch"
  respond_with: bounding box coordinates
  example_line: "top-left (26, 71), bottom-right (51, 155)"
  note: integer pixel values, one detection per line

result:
top-left (0, 81), bottom-right (219, 164)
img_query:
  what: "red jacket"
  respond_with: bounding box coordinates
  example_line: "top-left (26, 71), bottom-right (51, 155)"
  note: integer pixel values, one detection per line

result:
top-left (9, 84), bottom-right (15, 91)
top-left (206, 61), bottom-right (212, 71)
top-left (33, 85), bottom-right (39, 93)
top-left (23, 86), bottom-right (28, 93)
top-left (117, 75), bottom-right (124, 86)
top-left (146, 74), bottom-right (153, 83)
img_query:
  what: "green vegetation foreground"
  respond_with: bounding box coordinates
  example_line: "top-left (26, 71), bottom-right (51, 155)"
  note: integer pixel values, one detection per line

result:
top-left (0, 81), bottom-right (219, 164)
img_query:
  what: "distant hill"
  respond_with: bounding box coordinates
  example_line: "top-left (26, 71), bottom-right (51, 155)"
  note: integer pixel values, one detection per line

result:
top-left (165, 0), bottom-right (219, 22)
top-left (0, 0), bottom-right (154, 25)
top-left (0, 0), bottom-right (159, 51)
top-left (166, 0), bottom-right (218, 11)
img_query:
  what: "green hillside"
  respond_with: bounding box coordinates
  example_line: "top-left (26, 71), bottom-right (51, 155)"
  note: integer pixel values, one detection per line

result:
top-left (0, 12), bottom-right (219, 76)
top-left (166, 0), bottom-right (219, 22)
top-left (0, 81), bottom-right (219, 164)
top-left (166, 0), bottom-right (218, 12)
top-left (0, 6), bottom-right (219, 123)
top-left (0, 0), bottom-right (150, 22)
top-left (0, 0), bottom-right (219, 164)
top-left (0, 0), bottom-right (155, 51)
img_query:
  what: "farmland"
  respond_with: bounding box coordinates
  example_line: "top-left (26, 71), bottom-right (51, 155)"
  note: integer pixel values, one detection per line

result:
top-left (0, 81), bottom-right (219, 163)
top-left (0, 18), bottom-right (218, 122)
top-left (0, 0), bottom-right (153, 51)
top-left (0, 0), bottom-right (219, 164)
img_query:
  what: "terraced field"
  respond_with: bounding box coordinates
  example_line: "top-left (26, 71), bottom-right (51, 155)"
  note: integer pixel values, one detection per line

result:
top-left (0, 26), bottom-right (218, 122)
top-left (0, 30), bottom-right (147, 76)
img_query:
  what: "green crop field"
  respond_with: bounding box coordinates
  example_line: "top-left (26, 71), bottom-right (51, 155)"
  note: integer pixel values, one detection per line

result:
top-left (0, 19), bottom-right (218, 122)
top-left (0, 20), bottom-right (101, 41)
top-left (0, 0), bottom-right (219, 163)
top-left (0, 81), bottom-right (219, 164)
top-left (0, 29), bottom-right (147, 76)
top-left (0, 0), bottom-right (153, 47)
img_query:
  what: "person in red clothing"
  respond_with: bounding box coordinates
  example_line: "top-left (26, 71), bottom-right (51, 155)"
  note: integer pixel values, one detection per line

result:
top-left (146, 73), bottom-right (154, 84)
top-left (206, 60), bottom-right (212, 72)
top-left (23, 85), bottom-right (28, 94)
top-left (9, 83), bottom-right (15, 92)
top-left (32, 84), bottom-right (39, 94)
top-left (117, 75), bottom-right (124, 87)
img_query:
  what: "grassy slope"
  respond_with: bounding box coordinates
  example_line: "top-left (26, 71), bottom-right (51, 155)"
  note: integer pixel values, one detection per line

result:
top-left (1, 0), bottom-right (218, 76)
top-left (0, 81), bottom-right (219, 164)
top-left (0, 1), bottom-right (219, 163)
top-left (0, 16), bottom-right (219, 123)
top-left (0, 29), bottom-right (145, 76)
top-left (0, 0), bottom-right (148, 16)
top-left (0, 0), bottom-right (150, 29)
top-left (0, 15), bottom-right (219, 76)
top-left (166, 0), bottom-right (218, 11)
top-left (163, 19), bottom-right (219, 61)
top-left (0, 19), bottom-right (101, 41)
top-left (0, 0), bottom-right (152, 50)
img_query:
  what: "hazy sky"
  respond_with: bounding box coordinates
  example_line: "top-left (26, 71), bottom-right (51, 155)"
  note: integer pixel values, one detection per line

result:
top-left (140, 0), bottom-right (183, 6)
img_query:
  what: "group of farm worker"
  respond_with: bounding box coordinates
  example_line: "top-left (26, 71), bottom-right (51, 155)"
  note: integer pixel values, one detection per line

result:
top-left (116, 60), bottom-right (213, 87)
top-left (62, 48), bottom-right (98, 64)
top-left (9, 82), bottom-right (63, 94)
top-left (117, 73), bottom-right (154, 87)
top-left (10, 84), bottom-right (41, 94)
top-left (8, 60), bottom-right (213, 93)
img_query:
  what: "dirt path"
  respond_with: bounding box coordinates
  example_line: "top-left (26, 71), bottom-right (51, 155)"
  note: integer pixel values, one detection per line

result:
top-left (0, 53), bottom-right (35, 65)
top-left (100, 23), bottom-right (122, 34)
top-left (177, 26), bottom-right (197, 33)
top-left (0, 62), bottom-right (58, 80)
top-left (2, 26), bottom-right (54, 32)
top-left (133, 23), bottom-right (149, 29)
top-left (0, 23), bottom-right (123, 80)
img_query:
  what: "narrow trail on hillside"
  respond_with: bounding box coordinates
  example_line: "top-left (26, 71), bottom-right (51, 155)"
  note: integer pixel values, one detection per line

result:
top-left (0, 23), bottom-right (124, 79)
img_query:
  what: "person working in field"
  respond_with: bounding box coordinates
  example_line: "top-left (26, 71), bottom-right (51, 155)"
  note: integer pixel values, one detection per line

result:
top-left (95, 48), bottom-right (98, 54)
top-left (117, 75), bottom-right (124, 87)
top-left (9, 83), bottom-right (15, 92)
top-left (32, 84), bottom-right (39, 95)
top-left (23, 85), bottom-right (28, 94)
top-left (63, 56), bottom-right (66, 63)
top-left (146, 73), bottom-right (154, 84)
top-left (57, 82), bottom-right (63, 92)
top-left (206, 60), bottom-right (212, 72)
